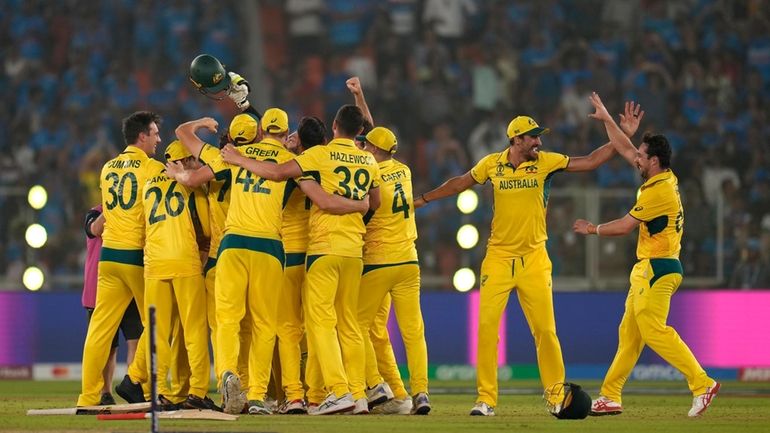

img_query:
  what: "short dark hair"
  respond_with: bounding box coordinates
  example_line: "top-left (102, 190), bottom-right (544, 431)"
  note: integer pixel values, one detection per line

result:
top-left (334, 104), bottom-right (364, 137)
top-left (642, 132), bottom-right (672, 168)
top-left (122, 111), bottom-right (161, 145)
top-left (298, 116), bottom-right (327, 149)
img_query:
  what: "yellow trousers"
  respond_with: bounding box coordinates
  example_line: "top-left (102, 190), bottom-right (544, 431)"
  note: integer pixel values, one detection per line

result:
top-left (145, 275), bottom-right (210, 400)
top-left (364, 293), bottom-right (408, 399)
top-left (277, 254), bottom-right (306, 401)
top-left (78, 255), bottom-right (148, 406)
top-left (204, 259), bottom-right (218, 377)
top-left (215, 238), bottom-right (284, 401)
top-left (304, 255), bottom-right (365, 400)
top-left (601, 259), bottom-right (714, 403)
top-left (476, 246), bottom-right (564, 407)
top-left (359, 263), bottom-right (427, 398)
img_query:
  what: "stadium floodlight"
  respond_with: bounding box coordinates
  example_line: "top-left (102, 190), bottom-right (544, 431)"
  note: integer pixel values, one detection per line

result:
top-left (28, 185), bottom-right (48, 210)
top-left (456, 224), bottom-right (479, 249)
top-left (23, 266), bottom-right (44, 291)
top-left (457, 190), bottom-right (478, 214)
top-left (25, 223), bottom-right (47, 248)
top-left (453, 267), bottom-right (476, 292)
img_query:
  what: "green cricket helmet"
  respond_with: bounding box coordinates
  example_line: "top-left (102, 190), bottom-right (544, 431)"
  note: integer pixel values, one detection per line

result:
top-left (189, 54), bottom-right (231, 94)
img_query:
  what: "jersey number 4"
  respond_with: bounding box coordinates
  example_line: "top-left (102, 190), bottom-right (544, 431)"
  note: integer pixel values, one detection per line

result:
top-left (392, 182), bottom-right (410, 218)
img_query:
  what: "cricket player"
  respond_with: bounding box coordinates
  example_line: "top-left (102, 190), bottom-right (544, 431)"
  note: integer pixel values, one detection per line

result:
top-left (357, 126), bottom-right (431, 415)
top-left (81, 205), bottom-right (142, 406)
top-left (140, 140), bottom-right (216, 410)
top-left (79, 111), bottom-right (160, 407)
top-left (221, 104), bottom-right (381, 415)
top-left (273, 116), bottom-right (329, 415)
top-left (573, 93), bottom-right (719, 418)
top-left (414, 113), bottom-right (627, 416)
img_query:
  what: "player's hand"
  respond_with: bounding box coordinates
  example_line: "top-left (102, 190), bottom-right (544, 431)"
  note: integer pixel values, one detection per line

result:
top-left (165, 160), bottom-right (184, 178)
top-left (588, 92), bottom-right (612, 123)
top-left (618, 101), bottom-right (645, 138)
top-left (346, 76), bottom-right (362, 95)
top-left (197, 117), bottom-right (219, 133)
top-left (226, 71), bottom-right (251, 110)
top-left (573, 219), bottom-right (594, 235)
top-left (221, 143), bottom-right (244, 165)
top-left (359, 194), bottom-right (371, 215)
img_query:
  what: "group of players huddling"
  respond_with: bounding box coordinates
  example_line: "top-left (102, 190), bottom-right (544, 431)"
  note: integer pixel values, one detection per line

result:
top-left (76, 54), bottom-right (719, 419)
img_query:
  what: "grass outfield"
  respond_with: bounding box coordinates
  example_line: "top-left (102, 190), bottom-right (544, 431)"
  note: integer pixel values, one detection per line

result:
top-left (3, 380), bottom-right (769, 432)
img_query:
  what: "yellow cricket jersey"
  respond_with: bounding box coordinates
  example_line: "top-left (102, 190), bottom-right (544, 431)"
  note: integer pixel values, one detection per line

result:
top-left (100, 145), bottom-right (152, 250)
top-left (363, 159), bottom-right (417, 264)
top-left (629, 169), bottom-right (683, 260)
top-left (200, 137), bottom-right (296, 240)
top-left (199, 144), bottom-right (232, 259)
top-left (470, 148), bottom-right (569, 258)
top-left (294, 138), bottom-right (380, 257)
top-left (142, 160), bottom-right (204, 279)
top-left (281, 180), bottom-right (310, 253)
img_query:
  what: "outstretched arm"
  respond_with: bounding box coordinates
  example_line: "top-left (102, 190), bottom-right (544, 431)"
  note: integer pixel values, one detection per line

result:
top-left (573, 213), bottom-right (641, 237)
top-left (221, 143), bottom-right (301, 181)
top-left (589, 92), bottom-right (639, 167)
top-left (175, 117), bottom-right (219, 158)
top-left (347, 76), bottom-right (374, 126)
top-left (414, 171), bottom-right (477, 208)
top-left (298, 180), bottom-right (371, 215)
top-left (165, 162), bottom-right (214, 188)
top-left (565, 142), bottom-right (615, 172)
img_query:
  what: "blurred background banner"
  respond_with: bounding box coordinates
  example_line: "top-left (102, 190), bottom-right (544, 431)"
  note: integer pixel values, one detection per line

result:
top-left (2, 290), bottom-right (768, 374)
top-left (1, 0), bottom-right (769, 293)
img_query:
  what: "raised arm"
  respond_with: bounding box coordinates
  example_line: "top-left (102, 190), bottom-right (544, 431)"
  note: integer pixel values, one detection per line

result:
top-left (221, 143), bottom-right (301, 181)
top-left (346, 76), bottom-right (374, 126)
top-left (298, 180), bottom-right (371, 215)
top-left (589, 92), bottom-right (639, 167)
top-left (573, 213), bottom-right (641, 237)
top-left (175, 117), bottom-right (219, 158)
top-left (565, 142), bottom-right (616, 172)
top-left (413, 171), bottom-right (477, 208)
top-left (165, 162), bottom-right (214, 188)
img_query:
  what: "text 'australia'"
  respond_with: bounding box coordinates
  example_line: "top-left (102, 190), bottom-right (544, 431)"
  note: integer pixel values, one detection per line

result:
top-left (499, 179), bottom-right (539, 190)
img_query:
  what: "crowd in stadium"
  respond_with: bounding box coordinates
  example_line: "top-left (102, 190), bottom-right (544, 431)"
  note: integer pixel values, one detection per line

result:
top-left (1, 0), bottom-right (768, 290)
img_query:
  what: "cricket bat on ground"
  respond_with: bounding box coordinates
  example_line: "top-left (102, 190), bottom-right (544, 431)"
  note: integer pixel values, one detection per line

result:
top-left (97, 409), bottom-right (238, 421)
top-left (27, 402), bottom-right (152, 416)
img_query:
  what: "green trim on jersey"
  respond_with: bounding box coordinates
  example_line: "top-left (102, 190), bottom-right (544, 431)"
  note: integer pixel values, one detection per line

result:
top-left (306, 254), bottom-right (325, 271)
top-left (363, 260), bottom-right (419, 275)
top-left (649, 258), bottom-right (683, 287)
top-left (218, 234), bottom-right (285, 267)
top-left (286, 252), bottom-right (307, 267)
top-left (646, 215), bottom-right (669, 236)
top-left (100, 247), bottom-right (144, 267)
top-left (204, 257), bottom-right (217, 275)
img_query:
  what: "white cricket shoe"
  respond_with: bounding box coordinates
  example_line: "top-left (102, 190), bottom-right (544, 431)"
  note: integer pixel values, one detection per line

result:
top-left (353, 398), bottom-right (370, 414)
top-left (688, 381), bottom-right (721, 417)
top-left (590, 396), bottom-right (623, 416)
top-left (366, 382), bottom-right (394, 408)
top-left (310, 392), bottom-right (355, 415)
top-left (411, 392), bottom-right (431, 415)
top-left (371, 397), bottom-right (413, 415)
top-left (470, 402), bottom-right (495, 416)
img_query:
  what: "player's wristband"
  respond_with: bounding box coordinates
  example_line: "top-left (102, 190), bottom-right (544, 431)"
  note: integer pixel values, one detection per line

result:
top-left (421, 193), bottom-right (429, 203)
top-left (595, 224), bottom-right (602, 236)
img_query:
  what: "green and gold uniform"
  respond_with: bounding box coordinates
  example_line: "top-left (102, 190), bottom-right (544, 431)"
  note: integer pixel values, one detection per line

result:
top-left (277, 178), bottom-right (310, 402)
top-left (294, 138), bottom-right (380, 401)
top-left (358, 158), bottom-right (428, 399)
top-left (470, 149), bottom-right (569, 407)
top-left (202, 137), bottom-right (295, 401)
top-left (600, 169), bottom-right (714, 403)
top-left (78, 146), bottom-right (151, 406)
top-left (142, 160), bottom-right (210, 401)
